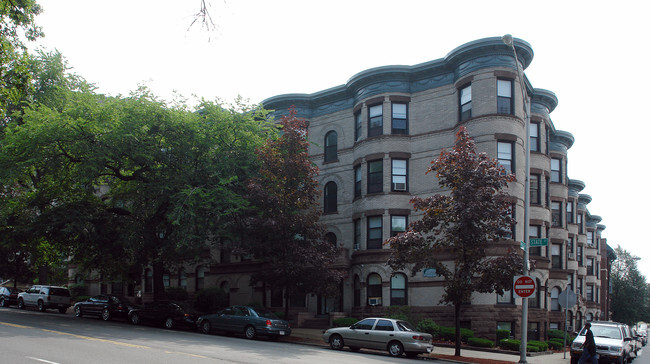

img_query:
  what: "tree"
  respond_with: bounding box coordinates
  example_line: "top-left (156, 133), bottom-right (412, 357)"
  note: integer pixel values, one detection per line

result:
top-left (242, 107), bottom-right (342, 317)
top-left (386, 126), bottom-right (523, 356)
top-left (611, 246), bottom-right (649, 325)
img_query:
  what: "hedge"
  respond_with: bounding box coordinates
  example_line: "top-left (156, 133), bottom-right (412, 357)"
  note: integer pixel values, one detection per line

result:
top-left (193, 288), bottom-right (229, 313)
top-left (496, 329), bottom-right (510, 342)
top-left (499, 338), bottom-right (520, 351)
top-left (332, 317), bottom-right (359, 327)
top-left (438, 326), bottom-right (474, 342)
top-left (416, 319), bottom-right (440, 337)
top-left (547, 340), bottom-right (564, 350)
top-left (468, 337), bottom-right (494, 348)
top-left (527, 340), bottom-right (548, 351)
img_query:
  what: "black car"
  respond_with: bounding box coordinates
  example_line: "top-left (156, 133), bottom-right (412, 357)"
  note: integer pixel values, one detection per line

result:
top-left (0, 286), bottom-right (21, 307)
top-left (74, 294), bottom-right (136, 321)
top-left (197, 305), bottom-right (291, 340)
top-left (128, 301), bottom-right (199, 330)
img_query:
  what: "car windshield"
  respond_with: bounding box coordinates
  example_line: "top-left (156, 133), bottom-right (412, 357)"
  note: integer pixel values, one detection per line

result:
top-left (586, 325), bottom-right (622, 339)
top-left (110, 296), bottom-right (131, 304)
top-left (396, 321), bottom-right (417, 331)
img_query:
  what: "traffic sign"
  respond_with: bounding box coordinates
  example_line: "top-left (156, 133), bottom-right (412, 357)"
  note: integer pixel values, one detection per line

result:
top-left (558, 288), bottom-right (577, 308)
top-left (513, 275), bottom-right (536, 298)
top-left (529, 238), bottom-right (548, 247)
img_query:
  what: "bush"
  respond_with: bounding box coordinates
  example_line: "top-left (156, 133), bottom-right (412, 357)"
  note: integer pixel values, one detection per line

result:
top-left (468, 337), bottom-right (494, 348)
top-left (416, 319), bottom-right (440, 337)
top-left (68, 284), bottom-right (87, 300)
top-left (74, 295), bottom-right (91, 303)
top-left (193, 288), bottom-right (229, 313)
top-left (496, 329), bottom-right (510, 342)
top-left (527, 340), bottom-right (548, 351)
top-left (548, 329), bottom-right (574, 345)
top-left (164, 287), bottom-right (188, 301)
top-left (384, 306), bottom-right (410, 321)
top-left (547, 340), bottom-right (564, 350)
top-left (499, 338), bottom-right (520, 351)
top-left (438, 326), bottom-right (474, 342)
top-left (333, 317), bottom-right (359, 327)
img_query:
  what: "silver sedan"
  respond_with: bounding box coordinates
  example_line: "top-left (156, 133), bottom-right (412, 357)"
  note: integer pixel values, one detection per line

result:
top-left (323, 317), bottom-right (433, 358)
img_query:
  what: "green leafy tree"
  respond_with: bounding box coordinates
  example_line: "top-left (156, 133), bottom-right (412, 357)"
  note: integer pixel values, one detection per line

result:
top-left (386, 126), bottom-right (523, 356)
top-left (611, 246), bottom-right (649, 324)
top-left (242, 107), bottom-right (342, 317)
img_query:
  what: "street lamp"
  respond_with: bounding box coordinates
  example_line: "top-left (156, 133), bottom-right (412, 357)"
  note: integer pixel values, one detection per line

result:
top-left (502, 34), bottom-right (531, 364)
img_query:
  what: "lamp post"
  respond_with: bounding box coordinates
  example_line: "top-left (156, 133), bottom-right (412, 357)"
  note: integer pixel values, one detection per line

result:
top-left (502, 34), bottom-right (531, 364)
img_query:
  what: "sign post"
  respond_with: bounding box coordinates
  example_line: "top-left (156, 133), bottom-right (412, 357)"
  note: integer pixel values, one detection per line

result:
top-left (558, 288), bottom-right (577, 359)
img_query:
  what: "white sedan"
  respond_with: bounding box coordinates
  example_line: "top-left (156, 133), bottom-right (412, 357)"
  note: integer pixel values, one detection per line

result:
top-left (322, 317), bottom-right (433, 358)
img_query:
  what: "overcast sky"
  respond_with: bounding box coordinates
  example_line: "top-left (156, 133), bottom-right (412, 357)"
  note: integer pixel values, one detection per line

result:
top-left (33, 0), bottom-right (650, 277)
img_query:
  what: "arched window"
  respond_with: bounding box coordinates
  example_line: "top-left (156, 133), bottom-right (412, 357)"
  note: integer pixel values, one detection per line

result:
top-left (325, 232), bottom-right (337, 247)
top-left (145, 268), bottom-right (153, 293)
top-left (324, 131), bottom-right (338, 162)
top-left (195, 265), bottom-right (207, 291)
top-left (551, 286), bottom-right (561, 311)
top-left (353, 275), bottom-right (361, 307)
top-left (528, 278), bottom-right (541, 308)
top-left (324, 182), bottom-right (337, 213)
top-left (390, 273), bottom-right (407, 306)
top-left (367, 273), bottom-right (382, 306)
top-left (586, 312), bottom-right (593, 322)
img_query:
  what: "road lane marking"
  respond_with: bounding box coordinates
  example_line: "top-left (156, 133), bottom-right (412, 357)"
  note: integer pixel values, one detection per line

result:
top-left (165, 350), bottom-right (211, 359)
top-left (26, 357), bottom-right (60, 364)
top-left (2, 322), bottom-right (31, 329)
top-left (41, 328), bottom-right (151, 349)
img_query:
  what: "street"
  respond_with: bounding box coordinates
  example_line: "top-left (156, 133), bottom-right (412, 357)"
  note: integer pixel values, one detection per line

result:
top-left (0, 307), bottom-right (450, 364)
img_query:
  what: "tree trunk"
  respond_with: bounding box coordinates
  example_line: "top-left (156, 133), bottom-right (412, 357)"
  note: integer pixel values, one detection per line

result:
top-left (153, 260), bottom-right (165, 300)
top-left (454, 302), bottom-right (462, 356)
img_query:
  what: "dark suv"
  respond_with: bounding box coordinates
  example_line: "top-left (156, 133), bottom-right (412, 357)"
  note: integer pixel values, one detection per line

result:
top-left (18, 285), bottom-right (71, 313)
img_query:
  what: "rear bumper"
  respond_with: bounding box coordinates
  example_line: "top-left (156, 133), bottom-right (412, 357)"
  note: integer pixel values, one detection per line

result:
top-left (260, 327), bottom-right (292, 337)
top-left (403, 341), bottom-right (434, 354)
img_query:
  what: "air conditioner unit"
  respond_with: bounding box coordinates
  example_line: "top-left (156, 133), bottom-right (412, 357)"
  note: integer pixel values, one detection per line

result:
top-left (568, 253), bottom-right (574, 259)
top-left (392, 183), bottom-right (407, 191)
top-left (368, 297), bottom-right (382, 306)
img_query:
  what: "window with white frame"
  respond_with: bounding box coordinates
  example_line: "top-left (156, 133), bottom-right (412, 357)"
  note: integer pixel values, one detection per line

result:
top-left (391, 159), bottom-right (407, 191)
top-left (567, 201), bottom-right (574, 224)
top-left (390, 273), bottom-right (407, 305)
top-left (530, 174), bottom-right (540, 204)
top-left (368, 104), bottom-right (383, 137)
top-left (459, 84), bottom-right (471, 121)
top-left (551, 287), bottom-right (561, 311)
top-left (551, 158), bottom-right (562, 183)
top-left (497, 79), bottom-right (513, 115)
top-left (391, 103), bottom-right (408, 134)
top-left (552, 244), bottom-right (562, 269)
top-left (390, 215), bottom-right (407, 237)
top-left (552, 201), bottom-right (562, 227)
top-left (367, 216), bottom-right (382, 249)
top-left (497, 141), bottom-right (514, 172)
top-left (354, 165), bottom-right (362, 198)
top-left (353, 219), bottom-right (361, 250)
top-left (324, 131), bottom-right (337, 162)
top-left (354, 110), bottom-right (362, 141)
top-left (367, 160), bottom-right (383, 194)
top-left (367, 273), bottom-right (383, 306)
top-left (530, 122), bottom-right (540, 152)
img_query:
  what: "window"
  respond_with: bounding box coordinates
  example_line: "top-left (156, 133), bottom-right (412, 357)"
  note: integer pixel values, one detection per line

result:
top-left (497, 284), bottom-right (513, 304)
top-left (530, 174), bottom-right (540, 204)
top-left (324, 131), bottom-right (337, 162)
top-left (391, 103), bottom-right (408, 134)
top-left (577, 214), bottom-right (583, 234)
top-left (391, 215), bottom-right (407, 237)
top-left (459, 84), bottom-right (472, 121)
top-left (528, 322), bottom-right (540, 341)
top-left (324, 181), bottom-right (337, 214)
top-left (367, 216), bottom-right (382, 249)
top-left (568, 273), bottom-right (574, 292)
top-left (551, 244), bottom-right (562, 269)
top-left (578, 278), bottom-right (583, 296)
top-left (367, 160), bottom-right (383, 194)
top-left (391, 159), bottom-right (407, 191)
top-left (551, 158), bottom-right (562, 183)
top-left (353, 219), bottom-right (361, 250)
top-left (354, 110), bottom-right (362, 141)
top-left (497, 322), bottom-right (513, 339)
top-left (577, 245), bottom-right (584, 266)
top-left (528, 278), bottom-right (541, 308)
top-left (587, 258), bottom-right (594, 275)
top-left (353, 275), bottom-right (361, 306)
top-left (368, 104), bottom-right (383, 137)
top-left (586, 285), bottom-right (594, 302)
top-left (529, 225), bottom-right (541, 256)
top-left (552, 201), bottom-right (562, 227)
top-left (354, 165), bottom-right (362, 198)
top-left (551, 287), bottom-right (561, 311)
top-left (568, 237), bottom-right (574, 256)
top-left (163, 273), bottom-right (170, 288)
top-left (178, 269), bottom-right (187, 288)
top-left (530, 122), bottom-right (540, 152)
top-left (195, 265), bottom-right (206, 290)
top-left (497, 141), bottom-right (513, 172)
top-left (325, 232), bottom-right (337, 247)
top-left (390, 273), bottom-right (407, 306)
top-left (497, 79), bottom-right (513, 114)
top-left (587, 231), bottom-right (594, 246)
top-left (375, 319), bottom-right (394, 331)
top-left (567, 201), bottom-right (574, 224)
top-left (354, 318), bottom-right (376, 330)
top-left (367, 273), bottom-right (382, 306)
top-left (145, 268), bottom-right (153, 293)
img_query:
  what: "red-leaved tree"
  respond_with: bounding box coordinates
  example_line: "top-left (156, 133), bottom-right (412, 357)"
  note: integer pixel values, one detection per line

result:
top-left (243, 107), bottom-right (341, 317)
top-left (386, 126), bottom-right (523, 356)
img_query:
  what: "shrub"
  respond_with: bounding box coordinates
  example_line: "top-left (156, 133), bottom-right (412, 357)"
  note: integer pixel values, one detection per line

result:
top-left (416, 319), bottom-right (440, 337)
top-left (384, 305), bottom-right (421, 324)
top-left (527, 340), bottom-right (548, 351)
top-left (526, 344), bottom-right (540, 352)
top-left (164, 287), bottom-right (189, 301)
top-left (496, 329), bottom-right (510, 342)
top-left (193, 288), bottom-right (229, 313)
top-left (438, 326), bottom-right (474, 342)
top-left (548, 329), bottom-right (574, 345)
top-left (333, 317), bottom-right (359, 327)
top-left (499, 338), bottom-right (520, 351)
top-left (547, 340), bottom-right (564, 350)
top-left (468, 337), bottom-right (494, 348)
top-left (68, 284), bottom-right (87, 300)
top-left (74, 295), bottom-right (90, 303)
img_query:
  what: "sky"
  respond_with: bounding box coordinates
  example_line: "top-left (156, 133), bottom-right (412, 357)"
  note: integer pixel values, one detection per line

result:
top-left (32, 0), bottom-right (650, 276)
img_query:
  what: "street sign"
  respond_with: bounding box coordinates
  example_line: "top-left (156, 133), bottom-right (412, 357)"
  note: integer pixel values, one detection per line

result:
top-left (529, 238), bottom-right (548, 247)
top-left (558, 288), bottom-right (577, 308)
top-left (513, 275), bottom-right (536, 298)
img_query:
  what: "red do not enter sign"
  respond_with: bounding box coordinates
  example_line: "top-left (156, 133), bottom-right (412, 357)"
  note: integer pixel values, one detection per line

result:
top-left (513, 275), bottom-right (536, 298)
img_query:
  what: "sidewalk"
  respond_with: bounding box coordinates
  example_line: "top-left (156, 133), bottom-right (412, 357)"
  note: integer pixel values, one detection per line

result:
top-left (287, 328), bottom-right (571, 364)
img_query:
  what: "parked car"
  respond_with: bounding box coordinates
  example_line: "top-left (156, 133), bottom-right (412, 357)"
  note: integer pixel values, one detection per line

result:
top-left (128, 300), bottom-right (198, 330)
top-left (197, 305), bottom-right (291, 340)
top-left (74, 294), bottom-right (136, 321)
top-left (322, 317), bottom-right (433, 358)
top-left (571, 321), bottom-right (633, 364)
top-left (17, 285), bottom-right (71, 313)
top-left (0, 286), bottom-right (21, 307)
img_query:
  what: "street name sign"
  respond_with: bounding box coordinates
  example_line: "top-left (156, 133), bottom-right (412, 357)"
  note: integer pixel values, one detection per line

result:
top-left (513, 275), bottom-right (536, 298)
top-left (529, 238), bottom-right (548, 247)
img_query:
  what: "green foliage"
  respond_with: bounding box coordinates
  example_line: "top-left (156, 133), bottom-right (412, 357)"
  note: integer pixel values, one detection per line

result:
top-left (496, 329), bottom-right (510, 341)
top-left (468, 337), bottom-right (494, 348)
top-left (548, 329), bottom-right (574, 344)
top-left (611, 245), bottom-right (650, 325)
top-left (193, 288), bottom-right (228, 313)
top-left (68, 283), bottom-right (87, 300)
top-left (384, 305), bottom-right (421, 324)
top-left (416, 318), bottom-right (440, 337)
top-left (547, 340), bottom-right (564, 350)
top-left (74, 295), bottom-right (90, 303)
top-left (499, 338), bottom-right (520, 351)
top-left (438, 326), bottom-right (474, 342)
top-left (164, 287), bottom-right (188, 301)
top-left (527, 340), bottom-right (548, 351)
top-left (333, 317), bottom-right (359, 327)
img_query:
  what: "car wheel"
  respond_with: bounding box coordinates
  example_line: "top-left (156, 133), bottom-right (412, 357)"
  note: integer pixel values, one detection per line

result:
top-left (18, 298), bottom-right (25, 309)
top-left (101, 308), bottom-right (111, 321)
top-left (75, 306), bottom-right (83, 317)
top-left (130, 312), bottom-right (140, 325)
top-left (200, 320), bottom-right (211, 335)
top-left (37, 300), bottom-right (46, 312)
top-left (244, 325), bottom-right (256, 339)
top-left (58, 307), bottom-right (67, 314)
top-left (329, 334), bottom-right (344, 350)
top-left (388, 341), bottom-right (404, 357)
top-left (164, 317), bottom-right (174, 330)
top-left (0, 297), bottom-right (5, 307)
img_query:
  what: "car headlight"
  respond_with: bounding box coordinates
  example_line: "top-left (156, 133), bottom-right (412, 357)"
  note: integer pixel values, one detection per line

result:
top-left (610, 346), bottom-right (622, 353)
top-left (571, 342), bottom-right (582, 350)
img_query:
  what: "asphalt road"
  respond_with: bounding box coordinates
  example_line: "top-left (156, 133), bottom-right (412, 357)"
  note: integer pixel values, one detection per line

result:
top-left (0, 307), bottom-right (448, 364)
